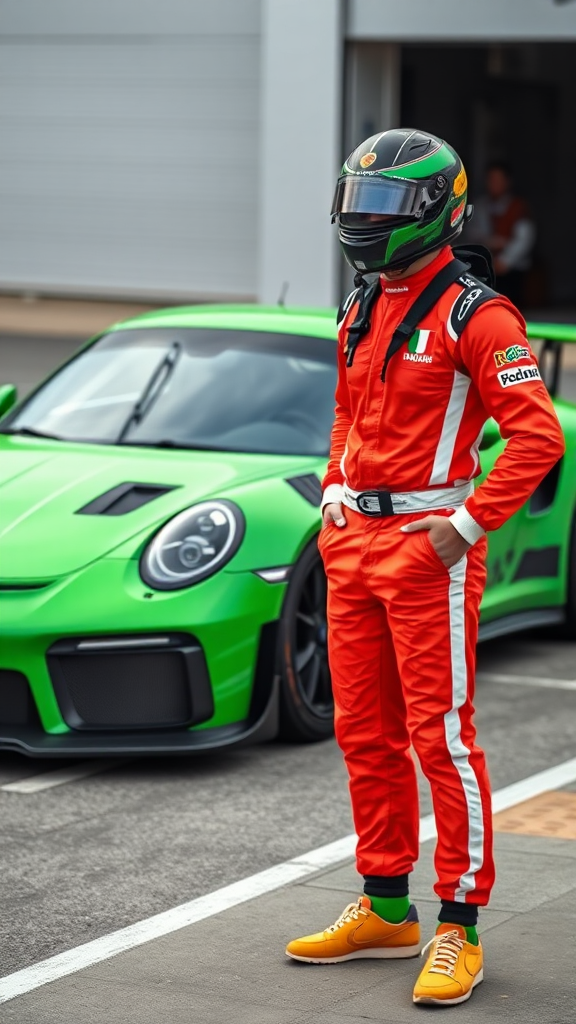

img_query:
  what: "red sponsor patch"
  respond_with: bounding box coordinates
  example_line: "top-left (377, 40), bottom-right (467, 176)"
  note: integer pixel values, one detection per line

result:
top-left (450, 199), bottom-right (466, 227)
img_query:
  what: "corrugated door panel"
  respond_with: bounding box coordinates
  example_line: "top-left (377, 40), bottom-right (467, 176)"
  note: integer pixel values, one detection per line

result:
top-left (0, 6), bottom-right (260, 299)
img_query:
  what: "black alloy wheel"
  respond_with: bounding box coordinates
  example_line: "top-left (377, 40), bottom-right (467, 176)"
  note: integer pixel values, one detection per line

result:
top-left (277, 538), bottom-right (334, 741)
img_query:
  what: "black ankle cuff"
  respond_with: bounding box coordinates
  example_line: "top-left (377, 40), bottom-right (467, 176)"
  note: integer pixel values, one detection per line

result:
top-left (439, 900), bottom-right (479, 927)
top-left (363, 874), bottom-right (409, 899)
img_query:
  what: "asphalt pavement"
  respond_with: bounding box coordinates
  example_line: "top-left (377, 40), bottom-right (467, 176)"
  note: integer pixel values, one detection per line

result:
top-left (0, 324), bottom-right (575, 1021)
top-left (0, 636), bottom-right (574, 1022)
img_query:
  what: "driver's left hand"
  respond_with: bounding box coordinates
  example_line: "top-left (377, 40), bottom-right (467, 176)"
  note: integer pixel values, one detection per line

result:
top-left (400, 515), bottom-right (471, 568)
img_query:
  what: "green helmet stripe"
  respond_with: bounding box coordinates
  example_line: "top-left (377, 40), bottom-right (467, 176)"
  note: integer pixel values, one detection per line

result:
top-left (385, 214), bottom-right (445, 263)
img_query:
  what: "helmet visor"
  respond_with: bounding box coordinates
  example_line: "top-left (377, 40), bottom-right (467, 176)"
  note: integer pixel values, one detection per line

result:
top-left (331, 175), bottom-right (423, 220)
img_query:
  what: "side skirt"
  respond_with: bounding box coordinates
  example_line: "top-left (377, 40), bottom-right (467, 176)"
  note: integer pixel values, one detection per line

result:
top-left (478, 607), bottom-right (565, 642)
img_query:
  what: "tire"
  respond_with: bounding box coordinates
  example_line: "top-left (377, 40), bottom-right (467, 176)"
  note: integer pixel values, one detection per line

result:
top-left (277, 538), bottom-right (334, 742)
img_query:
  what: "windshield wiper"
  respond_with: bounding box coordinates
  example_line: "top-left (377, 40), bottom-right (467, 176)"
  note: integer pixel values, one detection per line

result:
top-left (3, 426), bottom-right (63, 441)
top-left (118, 438), bottom-right (222, 451)
top-left (116, 341), bottom-right (181, 444)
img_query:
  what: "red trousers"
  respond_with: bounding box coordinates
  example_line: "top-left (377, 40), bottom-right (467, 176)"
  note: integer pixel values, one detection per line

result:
top-left (319, 508), bottom-right (495, 906)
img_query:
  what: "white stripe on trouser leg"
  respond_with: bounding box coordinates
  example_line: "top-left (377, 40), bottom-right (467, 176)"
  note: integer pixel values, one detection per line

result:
top-left (445, 554), bottom-right (485, 901)
top-left (429, 371), bottom-right (471, 486)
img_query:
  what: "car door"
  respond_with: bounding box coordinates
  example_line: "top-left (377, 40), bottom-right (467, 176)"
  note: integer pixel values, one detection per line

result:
top-left (477, 419), bottom-right (523, 622)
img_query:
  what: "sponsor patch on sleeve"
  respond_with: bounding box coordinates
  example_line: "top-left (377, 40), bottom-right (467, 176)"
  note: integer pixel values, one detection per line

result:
top-left (497, 365), bottom-right (541, 388)
top-left (493, 345), bottom-right (531, 367)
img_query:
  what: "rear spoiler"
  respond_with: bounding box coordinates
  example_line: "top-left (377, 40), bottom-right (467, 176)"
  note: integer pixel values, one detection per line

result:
top-left (526, 322), bottom-right (576, 397)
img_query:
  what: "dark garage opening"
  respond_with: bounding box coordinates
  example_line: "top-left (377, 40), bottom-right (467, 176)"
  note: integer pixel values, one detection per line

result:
top-left (400, 43), bottom-right (576, 312)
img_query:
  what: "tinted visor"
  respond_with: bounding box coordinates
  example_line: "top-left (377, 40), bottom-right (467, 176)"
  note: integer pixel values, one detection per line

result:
top-left (331, 175), bottom-right (423, 219)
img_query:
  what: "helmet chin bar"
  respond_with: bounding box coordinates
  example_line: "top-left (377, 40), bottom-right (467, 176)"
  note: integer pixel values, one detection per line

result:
top-left (345, 221), bottom-right (465, 276)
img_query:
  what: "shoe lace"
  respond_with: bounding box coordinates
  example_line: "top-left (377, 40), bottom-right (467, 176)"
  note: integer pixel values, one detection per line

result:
top-left (326, 899), bottom-right (369, 933)
top-left (420, 930), bottom-right (464, 977)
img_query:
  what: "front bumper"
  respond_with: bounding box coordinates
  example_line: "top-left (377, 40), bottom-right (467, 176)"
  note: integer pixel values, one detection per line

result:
top-left (0, 678), bottom-right (280, 757)
top-left (0, 557), bottom-right (286, 755)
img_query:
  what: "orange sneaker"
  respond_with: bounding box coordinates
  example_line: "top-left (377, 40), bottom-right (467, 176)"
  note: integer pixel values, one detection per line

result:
top-left (285, 896), bottom-right (421, 963)
top-left (413, 924), bottom-right (484, 1005)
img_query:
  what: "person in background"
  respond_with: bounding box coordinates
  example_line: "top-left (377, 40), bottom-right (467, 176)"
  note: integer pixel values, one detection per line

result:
top-left (469, 160), bottom-right (536, 307)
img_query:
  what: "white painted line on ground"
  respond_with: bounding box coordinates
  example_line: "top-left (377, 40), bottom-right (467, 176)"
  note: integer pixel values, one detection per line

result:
top-left (491, 757), bottom-right (576, 814)
top-left (478, 671), bottom-right (576, 692)
top-left (1, 756), bottom-right (576, 1004)
top-left (0, 760), bottom-right (125, 794)
top-left (419, 757), bottom-right (576, 841)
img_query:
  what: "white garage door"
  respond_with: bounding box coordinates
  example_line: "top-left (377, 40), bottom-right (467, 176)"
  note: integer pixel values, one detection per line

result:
top-left (0, 0), bottom-right (261, 300)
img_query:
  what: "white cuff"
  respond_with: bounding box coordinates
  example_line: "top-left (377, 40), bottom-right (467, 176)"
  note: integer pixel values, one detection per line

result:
top-left (321, 483), bottom-right (345, 511)
top-left (449, 506), bottom-right (485, 545)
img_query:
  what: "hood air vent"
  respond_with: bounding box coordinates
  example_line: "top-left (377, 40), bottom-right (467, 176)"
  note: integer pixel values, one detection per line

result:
top-left (76, 483), bottom-right (178, 517)
top-left (286, 474), bottom-right (322, 507)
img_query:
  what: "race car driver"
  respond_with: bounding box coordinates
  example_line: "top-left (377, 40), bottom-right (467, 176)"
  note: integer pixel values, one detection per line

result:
top-left (285, 129), bottom-right (565, 1006)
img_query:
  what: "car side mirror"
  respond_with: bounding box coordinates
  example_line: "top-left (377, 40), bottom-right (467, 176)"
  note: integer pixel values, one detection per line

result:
top-left (479, 418), bottom-right (501, 450)
top-left (0, 384), bottom-right (17, 420)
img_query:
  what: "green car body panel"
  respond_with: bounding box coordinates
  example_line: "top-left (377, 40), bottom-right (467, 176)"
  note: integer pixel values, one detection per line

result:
top-left (0, 306), bottom-right (574, 755)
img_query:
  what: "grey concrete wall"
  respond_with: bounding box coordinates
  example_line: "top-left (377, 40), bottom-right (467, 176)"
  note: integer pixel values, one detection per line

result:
top-left (258, 0), bottom-right (344, 308)
top-left (0, 0), bottom-right (261, 300)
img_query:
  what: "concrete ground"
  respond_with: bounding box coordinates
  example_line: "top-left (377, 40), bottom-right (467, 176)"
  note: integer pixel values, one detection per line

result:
top-left (0, 637), bottom-right (574, 1023)
top-left (3, 827), bottom-right (576, 1024)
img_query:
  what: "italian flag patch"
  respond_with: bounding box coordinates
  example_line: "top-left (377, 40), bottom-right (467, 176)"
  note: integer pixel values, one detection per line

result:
top-left (407, 329), bottom-right (435, 354)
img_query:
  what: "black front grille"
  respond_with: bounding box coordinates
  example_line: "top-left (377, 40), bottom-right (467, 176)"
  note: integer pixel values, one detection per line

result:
top-left (0, 670), bottom-right (40, 725)
top-left (48, 635), bottom-right (214, 731)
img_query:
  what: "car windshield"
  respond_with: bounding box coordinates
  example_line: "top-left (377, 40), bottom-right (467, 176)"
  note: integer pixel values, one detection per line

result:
top-left (4, 327), bottom-right (337, 457)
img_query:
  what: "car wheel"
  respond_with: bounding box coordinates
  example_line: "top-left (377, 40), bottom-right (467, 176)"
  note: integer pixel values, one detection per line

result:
top-left (277, 538), bottom-right (334, 742)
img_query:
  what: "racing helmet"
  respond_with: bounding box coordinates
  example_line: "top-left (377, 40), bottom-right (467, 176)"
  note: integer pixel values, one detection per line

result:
top-left (331, 128), bottom-right (472, 274)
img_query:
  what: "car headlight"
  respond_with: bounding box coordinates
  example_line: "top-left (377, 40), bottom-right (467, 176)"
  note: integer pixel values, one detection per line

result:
top-left (140, 500), bottom-right (245, 590)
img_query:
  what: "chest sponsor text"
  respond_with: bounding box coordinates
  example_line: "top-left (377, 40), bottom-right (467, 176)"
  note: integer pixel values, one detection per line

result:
top-left (403, 352), bottom-right (433, 364)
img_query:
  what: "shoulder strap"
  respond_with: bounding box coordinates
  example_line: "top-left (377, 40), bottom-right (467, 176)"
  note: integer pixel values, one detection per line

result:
top-left (447, 273), bottom-right (499, 342)
top-left (343, 277), bottom-right (381, 368)
top-left (380, 259), bottom-right (468, 382)
top-left (337, 286), bottom-right (361, 327)
top-left (341, 255), bottom-right (501, 381)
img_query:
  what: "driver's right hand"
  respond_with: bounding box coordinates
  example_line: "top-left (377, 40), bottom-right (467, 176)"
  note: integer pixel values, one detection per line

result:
top-left (322, 502), bottom-right (347, 529)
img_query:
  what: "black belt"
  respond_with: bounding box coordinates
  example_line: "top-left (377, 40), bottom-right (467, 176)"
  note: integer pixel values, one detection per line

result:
top-left (352, 491), bottom-right (395, 517)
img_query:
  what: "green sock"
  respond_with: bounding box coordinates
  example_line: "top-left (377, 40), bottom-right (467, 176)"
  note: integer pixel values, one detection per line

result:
top-left (437, 921), bottom-right (479, 946)
top-left (368, 894), bottom-right (410, 924)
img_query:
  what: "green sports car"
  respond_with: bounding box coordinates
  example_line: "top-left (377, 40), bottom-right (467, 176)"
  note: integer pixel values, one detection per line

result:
top-left (0, 307), bottom-right (574, 757)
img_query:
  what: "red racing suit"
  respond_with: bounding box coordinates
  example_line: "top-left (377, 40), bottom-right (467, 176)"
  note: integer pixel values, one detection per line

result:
top-left (320, 245), bottom-right (565, 905)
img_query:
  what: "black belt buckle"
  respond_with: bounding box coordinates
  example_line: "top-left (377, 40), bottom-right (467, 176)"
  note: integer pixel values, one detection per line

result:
top-left (355, 490), bottom-right (394, 517)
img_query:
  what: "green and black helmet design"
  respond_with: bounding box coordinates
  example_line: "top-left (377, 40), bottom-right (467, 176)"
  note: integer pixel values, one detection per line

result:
top-left (331, 128), bottom-right (472, 274)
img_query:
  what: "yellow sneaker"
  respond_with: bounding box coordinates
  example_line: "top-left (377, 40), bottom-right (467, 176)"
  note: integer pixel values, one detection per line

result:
top-left (285, 896), bottom-right (421, 963)
top-left (413, 924), bottom-right (484, 1005)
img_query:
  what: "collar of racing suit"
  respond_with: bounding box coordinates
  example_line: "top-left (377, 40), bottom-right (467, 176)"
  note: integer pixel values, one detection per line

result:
top-left (379, 245), bottom-right (454, 300)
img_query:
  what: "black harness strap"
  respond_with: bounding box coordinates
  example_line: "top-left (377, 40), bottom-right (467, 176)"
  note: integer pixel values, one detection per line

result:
top-left (380, 259), bottom-right (468, 382)
top-left (339, 249), bottom-right (500, 378)
top-left (337, 285), bottom-right (361, 328)
top-left (344, 275), bottom-right (381, 368)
